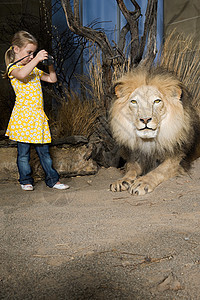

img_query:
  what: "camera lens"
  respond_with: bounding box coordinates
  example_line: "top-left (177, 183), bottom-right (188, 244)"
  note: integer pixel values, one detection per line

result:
top-left (42, 55), bottom-right (54, 66)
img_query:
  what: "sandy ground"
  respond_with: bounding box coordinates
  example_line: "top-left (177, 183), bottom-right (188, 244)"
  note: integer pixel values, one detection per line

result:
top-left (1, 160), bottom-right (200, 300)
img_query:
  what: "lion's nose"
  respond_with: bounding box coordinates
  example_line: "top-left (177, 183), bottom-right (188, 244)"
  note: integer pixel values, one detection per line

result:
top-left (140, 117), bottom-right (152, 124)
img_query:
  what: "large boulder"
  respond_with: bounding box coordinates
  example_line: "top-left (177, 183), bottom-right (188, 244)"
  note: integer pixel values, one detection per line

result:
top-left (0, 139), bottom-right (98, 182)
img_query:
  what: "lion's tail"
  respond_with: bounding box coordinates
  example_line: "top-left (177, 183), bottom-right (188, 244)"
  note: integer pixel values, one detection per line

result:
top-left (157, 31), bottom-right (200, 108)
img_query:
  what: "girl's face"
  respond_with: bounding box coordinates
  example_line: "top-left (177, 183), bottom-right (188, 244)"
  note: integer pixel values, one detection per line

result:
top-left (14, 43), bottom-right (37, 65)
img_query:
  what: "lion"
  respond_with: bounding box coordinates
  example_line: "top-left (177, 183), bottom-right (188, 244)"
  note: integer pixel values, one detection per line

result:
top-left (109, 67), bottom-right (200, 195)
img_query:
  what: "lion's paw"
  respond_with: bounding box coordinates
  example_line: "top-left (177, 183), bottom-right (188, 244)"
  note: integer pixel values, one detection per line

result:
top-left (129, 178), bottom-right (155, 195)
top-left (110, 179), bottom-right (133, 192)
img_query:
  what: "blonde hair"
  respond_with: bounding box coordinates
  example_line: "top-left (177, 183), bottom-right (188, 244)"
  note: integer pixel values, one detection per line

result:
top-left (3, 31), bottom-right (38, 78)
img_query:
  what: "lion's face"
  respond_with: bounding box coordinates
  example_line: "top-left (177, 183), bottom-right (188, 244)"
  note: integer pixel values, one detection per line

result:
top-left (128, 85), bottom-right (166, 139)
top-left (110, 70), bottom-right (190, 153)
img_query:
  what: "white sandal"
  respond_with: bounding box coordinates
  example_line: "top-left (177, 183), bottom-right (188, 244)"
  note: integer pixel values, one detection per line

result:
top-left (21, 184), bottom-right (34, 191)
top-left (52, 183), bottom-right (70, 190)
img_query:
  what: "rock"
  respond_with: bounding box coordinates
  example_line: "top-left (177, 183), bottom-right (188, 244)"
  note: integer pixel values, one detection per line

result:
top-left (0, 144), bottom-right (98, 182)
top-left (50, 145), bottom-right (98, 177)
top-left (0, 147), bottom-right (18, 181)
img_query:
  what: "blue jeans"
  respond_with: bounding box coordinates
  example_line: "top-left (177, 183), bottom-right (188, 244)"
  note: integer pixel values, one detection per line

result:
top-left (17, 142), bottom-right (59, 187)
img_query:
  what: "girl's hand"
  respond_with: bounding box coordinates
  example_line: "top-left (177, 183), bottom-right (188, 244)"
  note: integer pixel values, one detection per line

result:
top-left (35, 50), bottom-right (48, 63)
top-left (10, 49), bottom-right (50, 81)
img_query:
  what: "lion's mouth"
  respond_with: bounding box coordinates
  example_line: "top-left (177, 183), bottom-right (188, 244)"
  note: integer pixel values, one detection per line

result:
top-left (140, 125), bottom-right (155, 131)
top-left (136, 125), bottom-right (158, 139)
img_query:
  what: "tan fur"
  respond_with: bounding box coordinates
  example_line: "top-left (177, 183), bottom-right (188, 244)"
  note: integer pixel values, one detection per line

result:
top-left (110, 67), bottom-right (200, 195)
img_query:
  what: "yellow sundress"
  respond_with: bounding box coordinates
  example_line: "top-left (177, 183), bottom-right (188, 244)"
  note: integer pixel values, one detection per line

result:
top-left (5, 64), bottom-right (51, 144)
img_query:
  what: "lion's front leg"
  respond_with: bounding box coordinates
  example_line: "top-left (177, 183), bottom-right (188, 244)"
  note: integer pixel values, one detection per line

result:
top-left (129, 157), bottom-right (183, 195)
top-left (110, 161), bottom-right (142, 192)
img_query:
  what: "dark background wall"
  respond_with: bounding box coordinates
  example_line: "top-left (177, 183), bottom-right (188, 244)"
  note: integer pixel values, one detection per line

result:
top-left (164, 0), bottom-right (200, 38)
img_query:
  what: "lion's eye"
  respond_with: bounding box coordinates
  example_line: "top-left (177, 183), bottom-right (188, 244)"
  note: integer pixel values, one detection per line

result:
top-left (131, 99), bottom-right (137, 104)
top-left (154, 99), bottom-right (161, 104)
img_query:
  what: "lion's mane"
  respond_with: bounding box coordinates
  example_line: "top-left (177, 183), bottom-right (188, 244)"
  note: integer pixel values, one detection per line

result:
top-left (110, 67), bottom-right (200, 172)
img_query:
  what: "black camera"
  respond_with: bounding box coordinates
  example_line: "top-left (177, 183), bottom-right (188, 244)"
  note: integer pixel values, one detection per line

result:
top-left (42, 54), bottom-right (54, 66)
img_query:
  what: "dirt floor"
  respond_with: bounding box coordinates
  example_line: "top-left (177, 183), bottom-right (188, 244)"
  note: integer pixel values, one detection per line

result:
top-left (1, 159), bottom-right (200, 300)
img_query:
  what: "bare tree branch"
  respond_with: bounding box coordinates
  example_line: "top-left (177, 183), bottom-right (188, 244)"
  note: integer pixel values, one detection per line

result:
top-left (140, 0), bottom-right (158, 66)
top-left (116, 0), bottom-right (141, 22)
top-left (73, 0), bottom-right (80, 25)
top-left (61, 0), bottom-right (114, 58)
top-left (118, 23), bottom-right (130, 52)
top-left (138, 0), bottom-right (154, 60)
top-left (116, 0), bottom-right (142, 65)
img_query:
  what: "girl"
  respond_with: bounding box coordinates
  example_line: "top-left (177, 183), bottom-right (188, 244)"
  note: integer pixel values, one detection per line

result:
top-left (4, 31), bottom-right (69, 191)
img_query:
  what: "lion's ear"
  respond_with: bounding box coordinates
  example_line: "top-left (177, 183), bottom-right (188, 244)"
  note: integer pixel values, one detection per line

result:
top-left (179, 86), bottom-right (190, 104)
top-left (170, 85), bottom-right (182, 101)
top-left (175, 86), bottom-right (182, 100)
top-left (114, 83), bottom-right (124, 98)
